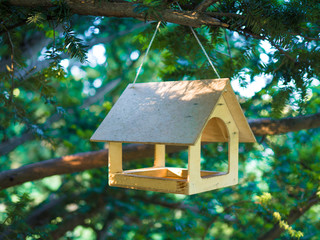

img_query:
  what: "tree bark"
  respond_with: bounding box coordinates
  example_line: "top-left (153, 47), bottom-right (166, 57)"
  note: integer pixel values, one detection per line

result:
top-left (0, 113), bottom-right (320, 190)
top-left (0, 144), bottom-right (186, 190)
top-left (8, 0), bottom-right (228, 28)
top-left (249, 112), bottom-right (320, 136)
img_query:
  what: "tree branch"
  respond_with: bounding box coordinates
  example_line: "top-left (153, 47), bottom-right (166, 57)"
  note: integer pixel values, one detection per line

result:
top-left (0, 144), bottom-right (185, 190)
top-left (0, 188), bottom-right (200, 239)
top-left (0, 131), bottom-right (34, 156)
top-left (206, 12), bottom-right (245, 19)
top-left (0, 30), bottom-right (50, 73)
top-left (195, 0), bottom-right (219, 12)
top-left (238, 29), bottom-right (296, 63)
top-left (249, 113), bottom-right (320, 136)
top-left (0, 21), bottom-right (146, 157)
top-left (0, 113), bottom-right (319, 190)
top-left (0, 19), bottom-right (28, 35)
top-left (258, 192), bottom-right (320, 240)
top-left (5, 28), bottom-right (15, 104)
top-left (80, 78), bottom-right (121, 109)
top-left (8, 0), bottom-right (228, 28)
top-left (50, 204), bottom-right (104, 239)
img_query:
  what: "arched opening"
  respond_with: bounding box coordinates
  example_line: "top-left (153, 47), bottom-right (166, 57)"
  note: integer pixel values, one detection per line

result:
top-left (200, 117), bottom-right (229, 178)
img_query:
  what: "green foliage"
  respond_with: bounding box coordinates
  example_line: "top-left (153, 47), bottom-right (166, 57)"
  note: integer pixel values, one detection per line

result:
top-left (271, 86), bottom-right (292, 118)
top-left (133, 0), bottom-right (169, 22)
top-left (0, 193), bottom-right (51, 239)
top-left (63, 24), bottom-right (88, 63)
top-left (0, 1), bottom-right (319, 239)
top-left (2, 193), bottom-right (32, 226)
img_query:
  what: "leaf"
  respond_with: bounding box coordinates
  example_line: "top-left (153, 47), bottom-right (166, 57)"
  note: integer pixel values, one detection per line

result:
top-left (63, 25), bottom-right (88, 63)
top-left (6, 65), bottom-right (12, 72)
top-left (26, 12), bottom-right (45, 25)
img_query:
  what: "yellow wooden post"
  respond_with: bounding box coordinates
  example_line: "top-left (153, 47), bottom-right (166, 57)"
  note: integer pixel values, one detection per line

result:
top-left (228, 131), bottom-right (239, 181)
top-left (90, 79), bottom-right (256, 195)
top-left (154, 144), bottom-right (166, 167)
top-left (108, 142), bottom-right (122, 173)
top-left (188, 138), bottom-right (201, 182)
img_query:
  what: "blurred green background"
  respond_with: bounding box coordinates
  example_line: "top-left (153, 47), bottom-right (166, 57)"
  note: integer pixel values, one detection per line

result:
top-left (0, 0), bottom-right (319, 239)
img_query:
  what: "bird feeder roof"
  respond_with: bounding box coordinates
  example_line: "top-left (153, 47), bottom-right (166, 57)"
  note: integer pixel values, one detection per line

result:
top-left (90, 78), bottom-right (256, 145)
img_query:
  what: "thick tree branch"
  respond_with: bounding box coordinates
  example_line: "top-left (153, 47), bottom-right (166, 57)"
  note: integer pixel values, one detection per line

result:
top-left (0, 113), bottom-right (319, 190)
top-left (1, 108), bottom-right (319, 157)
top-left (8, 0), bottom-right (228, 28)
top-left (249, 113), bottom-right (320, 136)
top-left (0, 144), bottom-right (185, 190)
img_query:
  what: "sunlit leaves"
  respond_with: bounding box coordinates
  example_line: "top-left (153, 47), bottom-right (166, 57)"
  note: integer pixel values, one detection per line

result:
top-left (256, 192), bottom-right (272, 205)
top-left (273, 212), bottom-right (304, 239)
top-left (27, 12), bottom-right (45, 25)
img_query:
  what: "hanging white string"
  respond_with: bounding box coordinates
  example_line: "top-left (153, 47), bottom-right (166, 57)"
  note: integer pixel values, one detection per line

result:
top-left (176, 2), bottom-right (221, 79)
top-left (131, 4), bottom-right (220, 86)
top-left (131, 21), bottom-right (161, 87)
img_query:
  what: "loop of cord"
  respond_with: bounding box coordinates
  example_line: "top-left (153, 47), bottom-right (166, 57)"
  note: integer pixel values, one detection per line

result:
top-left (132, 3), bottom-right (221, 86)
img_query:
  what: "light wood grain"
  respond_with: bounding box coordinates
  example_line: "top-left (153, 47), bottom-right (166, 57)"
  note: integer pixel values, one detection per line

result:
top-left (91, 78), bottom-right (255, 144)
top-left (188, 97), bottom-right (239, 194)
top-left (91, 79), bottom-right (227, 145)
top-left (98, 79), bottom-right (255, 194)
top-left (108, 142), bottom-right (122, 173)
top-left (201, 117), bottom-right (228, 142)
top-left (107, 97), bottom-right (240, 195)
top-left (224, 82), bottom-right (256, 142)
top-left (154, 144), bottom-right (165, 167)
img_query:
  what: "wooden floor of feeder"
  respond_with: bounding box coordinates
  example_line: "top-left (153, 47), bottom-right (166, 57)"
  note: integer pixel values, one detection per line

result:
top-left (109, 167), bottom-right (228, 195)
top-left (124, 167), bottom-right (227, 179)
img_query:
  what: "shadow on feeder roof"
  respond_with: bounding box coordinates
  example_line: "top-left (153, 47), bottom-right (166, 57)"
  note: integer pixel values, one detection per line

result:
top-left (90, 78), bottom-right (256, 195)
top-left (90, 78), bottom-right (255, 145)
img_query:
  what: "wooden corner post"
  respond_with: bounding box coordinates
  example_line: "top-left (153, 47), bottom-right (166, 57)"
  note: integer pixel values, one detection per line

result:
top-left (108, 142), bottom-right (123, 173)
top-left (154, 144), bottom-right (165, 167)
top-left (187, 138), bottom-right (201, 183)
top-left (228, 129), bottom-right (239, 181)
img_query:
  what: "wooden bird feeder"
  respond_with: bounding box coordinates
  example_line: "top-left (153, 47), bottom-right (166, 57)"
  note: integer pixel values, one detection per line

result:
top-left (90, 78), bottom-right (256, 195)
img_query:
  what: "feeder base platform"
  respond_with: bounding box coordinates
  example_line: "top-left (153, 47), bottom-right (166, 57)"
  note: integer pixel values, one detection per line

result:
top-left (109, 167), bottom-right (234, 195)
